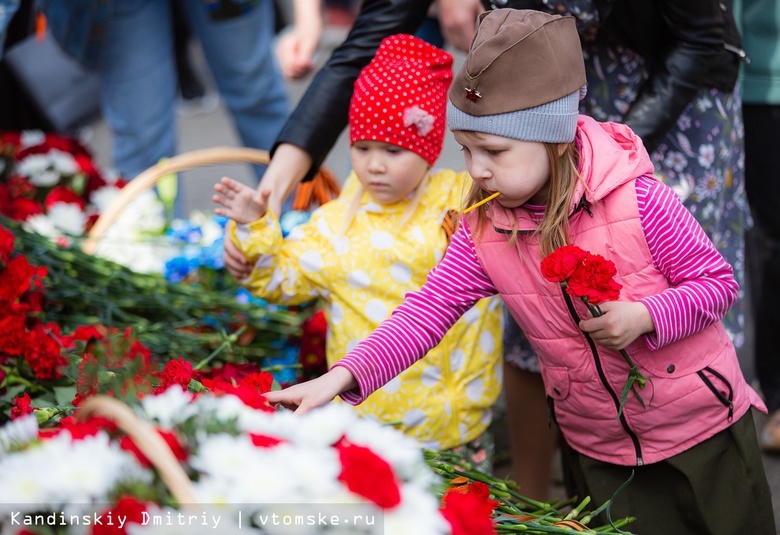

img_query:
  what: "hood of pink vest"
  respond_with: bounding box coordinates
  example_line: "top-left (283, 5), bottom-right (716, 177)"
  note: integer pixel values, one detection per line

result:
top-left (487, 115), bottom-right (655, 231)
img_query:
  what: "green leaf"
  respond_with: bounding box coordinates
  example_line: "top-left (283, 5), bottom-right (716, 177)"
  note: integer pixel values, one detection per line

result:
top-left (54, 385), bottom-right (77, 407)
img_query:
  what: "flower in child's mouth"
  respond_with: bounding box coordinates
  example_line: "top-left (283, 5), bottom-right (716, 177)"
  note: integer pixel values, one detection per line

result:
top-left (541, 245), bottom-right (651, 418)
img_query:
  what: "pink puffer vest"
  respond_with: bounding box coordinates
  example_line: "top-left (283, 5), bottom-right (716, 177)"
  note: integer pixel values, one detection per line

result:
top-left (468, 116), bottom-right (764, 465)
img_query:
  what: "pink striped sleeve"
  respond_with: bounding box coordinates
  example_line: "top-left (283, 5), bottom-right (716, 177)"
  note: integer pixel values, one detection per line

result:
top-left (334, 220), bottom-right (498, 404)
top-left (635, 175), bottom-right (739, 349)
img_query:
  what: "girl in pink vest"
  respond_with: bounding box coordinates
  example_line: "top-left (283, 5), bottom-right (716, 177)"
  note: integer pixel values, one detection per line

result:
top-left (267, 9), bottom-right (775, 533)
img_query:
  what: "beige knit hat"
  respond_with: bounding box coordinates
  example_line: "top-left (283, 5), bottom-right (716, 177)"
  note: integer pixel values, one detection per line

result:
top-left (447, 9), bottom-right (587, 143)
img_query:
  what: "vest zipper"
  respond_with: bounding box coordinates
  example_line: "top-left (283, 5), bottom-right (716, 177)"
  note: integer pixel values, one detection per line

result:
top-left (561, 290), bottom-right (644, 466)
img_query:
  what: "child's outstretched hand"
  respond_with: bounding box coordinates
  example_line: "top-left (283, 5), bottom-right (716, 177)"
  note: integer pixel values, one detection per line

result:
top-left (213, 176), bottom-right (271, 225)
top-left (264, 367), bottom-right (358, 414)
top-left (579, 301), bottom-right (655, 351)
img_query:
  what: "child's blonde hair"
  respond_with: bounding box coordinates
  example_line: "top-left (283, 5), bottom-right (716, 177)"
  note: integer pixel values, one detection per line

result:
top-left (465, 141), bottom-right (580, 256)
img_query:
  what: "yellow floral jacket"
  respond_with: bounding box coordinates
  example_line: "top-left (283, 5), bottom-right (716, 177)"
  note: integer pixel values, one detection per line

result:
top-left (231, 169), bottom-right (503, 450)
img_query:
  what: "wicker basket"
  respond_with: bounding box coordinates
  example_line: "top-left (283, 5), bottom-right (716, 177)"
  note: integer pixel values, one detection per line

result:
top-left (81, 146), bottom-right (271, 255)
top-left (79, 395), bottom-right (198, 508)
top-left (82, 146), bottom-right (341, 255)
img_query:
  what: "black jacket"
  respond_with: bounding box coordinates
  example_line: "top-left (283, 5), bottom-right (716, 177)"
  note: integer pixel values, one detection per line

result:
top-left (483, 0), bottom-right (746, 151)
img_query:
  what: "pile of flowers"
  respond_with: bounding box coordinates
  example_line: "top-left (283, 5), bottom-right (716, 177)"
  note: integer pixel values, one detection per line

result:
top-left (0, 386), bottom-right (471, 534)
top-left (0, 219), bottom-right (309, 423)
top-left (0, 131), bottom-right (120, 243)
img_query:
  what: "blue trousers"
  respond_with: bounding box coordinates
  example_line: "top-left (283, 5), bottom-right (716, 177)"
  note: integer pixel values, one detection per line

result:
top-left (99, 0), bottom-right (289, 180)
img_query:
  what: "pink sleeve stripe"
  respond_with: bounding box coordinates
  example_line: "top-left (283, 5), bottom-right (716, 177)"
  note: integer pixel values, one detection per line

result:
top-left (635, 176), bottom-right (738, 349)
top-left (334, 222), bottom-right (496, 403)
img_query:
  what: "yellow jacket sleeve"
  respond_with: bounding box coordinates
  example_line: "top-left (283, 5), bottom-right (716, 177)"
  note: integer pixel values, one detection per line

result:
top-left (229, 208), bottom-right (328, 306)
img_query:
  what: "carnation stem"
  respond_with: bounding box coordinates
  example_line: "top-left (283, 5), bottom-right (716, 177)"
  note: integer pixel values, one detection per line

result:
top-left (582, 299), bottom-right (650, 419)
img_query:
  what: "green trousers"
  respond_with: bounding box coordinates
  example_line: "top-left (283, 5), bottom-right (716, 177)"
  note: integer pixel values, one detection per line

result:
top-left (565, 411), bottom-right (775, 534)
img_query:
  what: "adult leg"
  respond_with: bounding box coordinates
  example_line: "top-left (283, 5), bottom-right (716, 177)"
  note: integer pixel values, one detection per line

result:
top-left (182, 0), bottom-right (290, 181)
top-left (744, 104), bottom-right (780, 447)
top-left (503, 310), bottom-right (557, 500)
top-left (98, 0), bottom-right (176, 179)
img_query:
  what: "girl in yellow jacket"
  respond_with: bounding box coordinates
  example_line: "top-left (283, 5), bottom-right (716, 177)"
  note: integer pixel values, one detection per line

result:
top-left (213, 34), bottom-right (503, 467)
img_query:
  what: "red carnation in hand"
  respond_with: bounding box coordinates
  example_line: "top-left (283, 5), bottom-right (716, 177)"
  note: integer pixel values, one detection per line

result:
top-left (540, 244), bottom-right (589, 283)
top-left (566, 252), bottom-right (622, 305)
top-left (336, 441), bottom-right (401, 509)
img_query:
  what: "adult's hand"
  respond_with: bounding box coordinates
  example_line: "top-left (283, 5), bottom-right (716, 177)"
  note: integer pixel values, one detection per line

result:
top-left (276, 0), bottom-right (323, 79)
top-left (437, 0), bottom-right (483, 52)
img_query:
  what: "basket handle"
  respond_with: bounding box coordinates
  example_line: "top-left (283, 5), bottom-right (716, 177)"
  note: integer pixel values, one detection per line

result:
top-left (78, 395), bottom-right (198, 508)
top-left (82, 146), bottom-right (271, 255)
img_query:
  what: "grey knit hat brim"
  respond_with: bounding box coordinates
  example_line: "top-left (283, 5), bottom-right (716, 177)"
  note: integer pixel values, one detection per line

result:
top-left (447, 89), bottom-right (581, 143)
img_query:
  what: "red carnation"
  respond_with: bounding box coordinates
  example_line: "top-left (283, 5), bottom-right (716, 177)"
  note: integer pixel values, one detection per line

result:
top-left (201, 378), bottom-right (275, 412)
top-left (197, 361), bottom-right (261, 383)
top-left (120, 429), bottom-right (188, 467)
top-left (540, 244), bottom-right (588, 283)
top-left (441, 483), bottom-right (498, 535)
top-left (5, 197), bottom-right (42, 221)
top-left (38, 415), bottom-right (117, 441)
top-left (0, 255), bottom-right (38, 305)
top-left (566, 252), bottom-right (622, 305)
top-left (336, 441), bottom-right (401, 509)
top-left (249, 433), bottom-right (286, 448)
top-left (93, 496), bottom-right (148, 535)
top-left (0, 225), bottom-right (16, 262)
top-left (10, 393), bottom-right (34, 419)
top-left (0, 311), bottom-right (27, 355)
top-left (44, 186), bottom-right (86, 210)
top-left (154, 357), bottom-right (193, 393)
top-left (24, 322), bottom-right (67, 380)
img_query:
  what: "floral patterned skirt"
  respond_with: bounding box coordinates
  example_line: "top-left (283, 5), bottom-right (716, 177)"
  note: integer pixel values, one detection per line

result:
top-left (581, 42), bottom-right (748, 349)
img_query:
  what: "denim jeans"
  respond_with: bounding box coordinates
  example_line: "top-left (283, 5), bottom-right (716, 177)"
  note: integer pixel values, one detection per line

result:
top-left (98, 0), bottom-right (289, 180)
top-left (0, 0), bottom-right (20, 56)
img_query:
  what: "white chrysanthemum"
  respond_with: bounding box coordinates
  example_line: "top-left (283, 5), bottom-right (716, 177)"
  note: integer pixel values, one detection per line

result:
top-left (20, 130), bottom-right (45, 148)
top-left (0, 414), bottom-right (38, 455)
top-left (384, 484), bottom-right (450, 535)
top-left (345, 420), bottom-right (427, 481)
top-left (0, 441), bottom-right (51, 510)
top-left (90, 185), bottom-right (123, 211)
top-left (94, 241), bottom-right (169, 273)
top-left (290, 404), bottom-right (359, 447)
top-left (0, 432), bottom-right (148, 513)
top-left (277, 445), bottom-right (342, 498)
top-left (47, 202), bottom-right (87, 236)
top-left (23, 214), bottom-right (62, 239)
top-left (140, 385), bottom-right (195, 428)
top-left (189, 434), bottom-right (259, 479)
top-left (42, 432), bottom-right (148, 506)
top-left (48, 149), bottom-right (79, 175)
top-left (192, 392), bottom-right (253, 424)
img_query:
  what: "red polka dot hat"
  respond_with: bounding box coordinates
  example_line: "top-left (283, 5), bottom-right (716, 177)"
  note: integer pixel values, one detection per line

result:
top-left (348, 34), bottom-right (454, 166)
